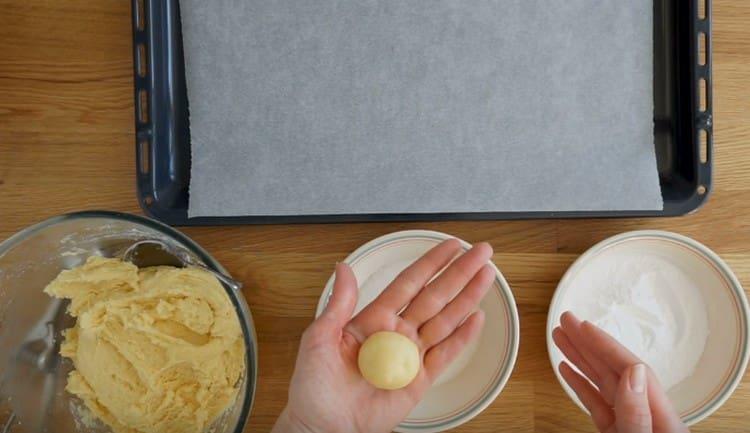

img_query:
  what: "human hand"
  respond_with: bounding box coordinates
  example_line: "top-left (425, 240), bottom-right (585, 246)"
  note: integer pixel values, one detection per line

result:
top-left (552, 312), bottom-right (689, 433)
top-left (272, 239), bottom-right (494, 433)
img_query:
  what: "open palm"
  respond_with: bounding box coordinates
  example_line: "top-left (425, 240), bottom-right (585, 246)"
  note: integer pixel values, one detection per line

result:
top-left (552, 312), bottom-right (689, 433)
top-left (274, 240), bottom-right (494, 433)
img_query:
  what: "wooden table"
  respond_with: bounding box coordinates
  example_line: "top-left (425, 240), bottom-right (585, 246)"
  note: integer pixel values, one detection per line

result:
top-left (1, 1), bottom-right (749, 432)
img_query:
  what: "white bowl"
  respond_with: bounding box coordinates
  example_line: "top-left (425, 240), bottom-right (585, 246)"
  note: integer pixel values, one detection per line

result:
top-left (316, 230), bottom-right (519, 433)
top-left (547, 230), bottom-right (750, 426)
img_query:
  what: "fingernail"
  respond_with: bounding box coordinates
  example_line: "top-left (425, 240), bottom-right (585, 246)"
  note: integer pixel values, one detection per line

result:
top-left (564, 311), bottom-right (581, 324)
top-left (630, 364), bottom-right (646, 393)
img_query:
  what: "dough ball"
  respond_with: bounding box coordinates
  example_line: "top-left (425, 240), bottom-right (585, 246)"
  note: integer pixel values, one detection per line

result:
top-left (358, 331), bottom-right (420, 390)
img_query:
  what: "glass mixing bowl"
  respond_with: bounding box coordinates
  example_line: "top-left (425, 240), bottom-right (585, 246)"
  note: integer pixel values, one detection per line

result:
top-left (0, 211), bottom-right (257, 433)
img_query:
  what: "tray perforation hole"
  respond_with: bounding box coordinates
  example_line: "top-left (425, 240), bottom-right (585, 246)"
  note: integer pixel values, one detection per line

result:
top-left (136, 0), bottom-right (146, 31)
top-left (699, 130), bottom-right (708, 164)
top-left (697, 185), bottom-right (707, 196)
top-left (699, 78), bottom-right (707, 112)
top-left (138, 89), bottom-right (149, 123)
top-left (698, 0), bottom-right (706, 20)
top-left (139, 139), bottom-right (150, 173)
top-left (137, 44), bottom-right (147, 77)
top-left (698, 32), bottom-right (707, 66)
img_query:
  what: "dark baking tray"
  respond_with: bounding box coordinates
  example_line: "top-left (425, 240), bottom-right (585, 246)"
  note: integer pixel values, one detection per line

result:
top-left (132, 0), bottom-right (713, 225)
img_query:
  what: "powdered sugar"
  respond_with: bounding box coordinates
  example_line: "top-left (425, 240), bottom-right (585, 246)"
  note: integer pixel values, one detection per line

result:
top-left (573, 254), bottom-right (709, 390)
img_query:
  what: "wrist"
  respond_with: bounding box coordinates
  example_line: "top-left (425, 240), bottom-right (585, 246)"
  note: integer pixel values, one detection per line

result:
top-left (271, 407), bottom-right (319, 433)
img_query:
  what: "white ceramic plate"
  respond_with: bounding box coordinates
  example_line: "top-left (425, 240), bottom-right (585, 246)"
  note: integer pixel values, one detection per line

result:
top-left (547, 230), bottom-right (750, 426)
top-left (316, 230), bottom-right (520, 433)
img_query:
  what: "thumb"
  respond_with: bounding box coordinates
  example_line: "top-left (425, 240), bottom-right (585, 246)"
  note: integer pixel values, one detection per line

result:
top-left (615, 364), bottom-right (653, 433)
top-left (319, 263), bottom-right (358, 328)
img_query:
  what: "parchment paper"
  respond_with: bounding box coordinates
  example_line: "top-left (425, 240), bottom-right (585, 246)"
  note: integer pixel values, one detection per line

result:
top-left (182, 0), bottom-right (662, 217)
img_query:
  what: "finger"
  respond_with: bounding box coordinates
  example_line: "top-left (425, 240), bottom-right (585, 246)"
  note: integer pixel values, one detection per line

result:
top-left (402, 242), bottom-right (493, 326)
top-left (423, 310), bottom-right (484, 383)
top-left (552, 327), bottom-right (601, 385)
top-left (320, 263), bottom-right (359, 328)
top-left (580, 321), bottom-right (686, 432)
top-left (614, 364), bottom-right (652, 433)
top-left (419, 264), bottom-right (494, 348)
top-left (648, 374), bottom-right (687, 433)
top-left (559, 362), bottom-right (615, 432)
top-left (559, 312), bottom-right (620, 404)
top-left (580, 320), bottom-right (641, 373)
top-left (360, 239), bottom-right (462, 315)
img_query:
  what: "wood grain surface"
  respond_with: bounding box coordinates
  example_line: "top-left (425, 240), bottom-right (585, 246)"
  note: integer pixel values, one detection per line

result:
top-left (1, 1), bottom-right (749, 432)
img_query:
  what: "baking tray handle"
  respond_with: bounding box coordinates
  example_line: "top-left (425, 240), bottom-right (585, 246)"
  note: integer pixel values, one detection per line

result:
top-left (694, 0), bottom-right (712, 197)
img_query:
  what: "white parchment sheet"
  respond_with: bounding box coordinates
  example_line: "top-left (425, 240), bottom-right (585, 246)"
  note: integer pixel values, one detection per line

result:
top-left (183, 0), bottom-right (662, 217)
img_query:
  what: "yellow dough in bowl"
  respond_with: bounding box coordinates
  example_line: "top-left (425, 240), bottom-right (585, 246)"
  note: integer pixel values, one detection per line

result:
top-left (44, 256), bottom-right (245, 433)
top-left (358, 331), bottom-right (420, 390)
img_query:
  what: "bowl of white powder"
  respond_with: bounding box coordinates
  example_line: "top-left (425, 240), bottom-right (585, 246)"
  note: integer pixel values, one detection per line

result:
top-left (547, 230), bottom-right (749, 426)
